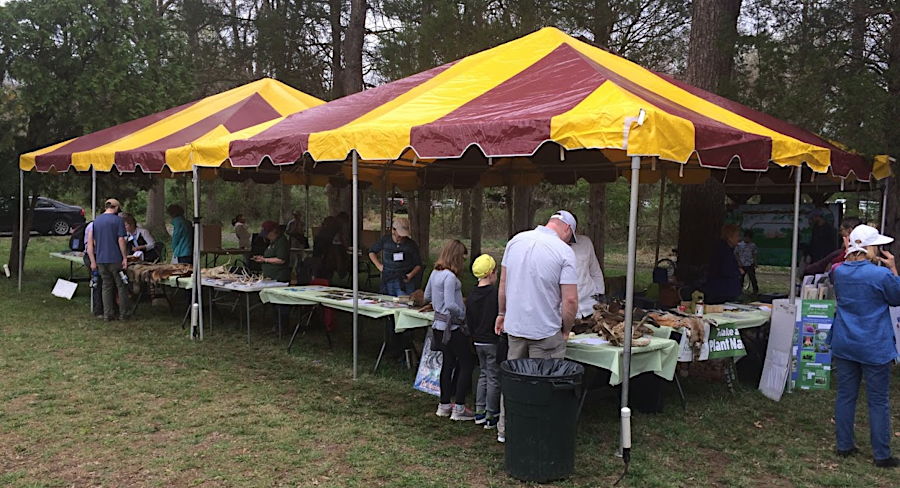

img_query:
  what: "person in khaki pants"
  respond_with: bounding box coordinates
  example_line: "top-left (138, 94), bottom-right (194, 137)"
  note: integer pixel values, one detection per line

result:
top-left (87, 199), bottom-right (130, 321)
top-left (494, 211), bottom-right (579, 443)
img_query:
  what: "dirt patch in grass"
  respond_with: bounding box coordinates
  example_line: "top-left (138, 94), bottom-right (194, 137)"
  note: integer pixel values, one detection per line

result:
top-left (1, 393), bottom-right (40, 415)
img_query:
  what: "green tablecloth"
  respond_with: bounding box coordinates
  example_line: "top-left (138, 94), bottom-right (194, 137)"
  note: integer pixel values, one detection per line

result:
top-left (564, 335), bottom-right (678, 386)
top-left (258, 286), bottom-right (434, 332)
top-left (160, 275), bottom-right (195, 289)
top-left (704, 310), bottom-right (771, 329)
top-left (49, 252), bottom-right (85, 264)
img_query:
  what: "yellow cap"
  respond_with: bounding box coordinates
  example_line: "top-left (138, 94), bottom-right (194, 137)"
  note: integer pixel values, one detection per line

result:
top-left (472, 254), bottom-right (496, 279)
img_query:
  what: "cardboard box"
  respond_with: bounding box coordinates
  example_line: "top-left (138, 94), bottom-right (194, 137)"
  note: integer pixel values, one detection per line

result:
top-left (201, 224), bottom-right (222, 251)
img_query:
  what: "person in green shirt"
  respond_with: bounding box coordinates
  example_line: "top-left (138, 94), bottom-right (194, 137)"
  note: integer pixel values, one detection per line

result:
top-left (253, 220), bottom-right (290, 282)
top-left (253, 220), bottom-right (291, 333)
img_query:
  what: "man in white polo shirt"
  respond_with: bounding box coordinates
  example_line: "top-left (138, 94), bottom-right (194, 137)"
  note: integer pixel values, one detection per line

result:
top-left (494, 210), bottom-right (579, 442)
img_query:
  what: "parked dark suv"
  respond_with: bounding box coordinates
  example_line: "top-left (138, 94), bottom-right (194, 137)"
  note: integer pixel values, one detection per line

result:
top-left (0, 196), bottom-right (86, 236)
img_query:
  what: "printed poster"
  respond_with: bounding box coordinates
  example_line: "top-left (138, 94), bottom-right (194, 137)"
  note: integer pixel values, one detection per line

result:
top-left (892, 307), bottom-right (900, 360)
top-left (413, 329), bottom-right (442, 397)
top-left (677, 323), bottom-right (747, 362)
top-left (728, 203), bottom-right (840, 266)
top-left (791, 299), bottom-right (834, 391)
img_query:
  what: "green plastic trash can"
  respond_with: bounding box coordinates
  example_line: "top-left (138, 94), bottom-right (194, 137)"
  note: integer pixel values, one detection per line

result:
top-left (501, 358), bottom-right (584, 482)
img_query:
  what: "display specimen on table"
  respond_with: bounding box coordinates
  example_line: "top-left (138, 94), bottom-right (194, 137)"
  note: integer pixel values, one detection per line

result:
top-left (791, 300), bottom-right (834, 391)
top-left (647, 311), bottom-right (709, 358)
top-left (572, 302), bottom-right (654, 347)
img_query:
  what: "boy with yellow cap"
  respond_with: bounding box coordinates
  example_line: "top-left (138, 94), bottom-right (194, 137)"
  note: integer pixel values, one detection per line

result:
top-left (467, 254), bottom-right (501, 429)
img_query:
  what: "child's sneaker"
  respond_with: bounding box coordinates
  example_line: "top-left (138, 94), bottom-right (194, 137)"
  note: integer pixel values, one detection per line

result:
top-left (483, 416), bottom-right (499, 430)
top-left (474, 410), bottom-right (487, 424)
top-left (450, 404), bottom-right (476, 421)
top-left (435, 403), bottom-right (452, 417)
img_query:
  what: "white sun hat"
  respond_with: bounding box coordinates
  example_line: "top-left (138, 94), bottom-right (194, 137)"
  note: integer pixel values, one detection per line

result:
top-left (845, 225), bottom-right (894, 256)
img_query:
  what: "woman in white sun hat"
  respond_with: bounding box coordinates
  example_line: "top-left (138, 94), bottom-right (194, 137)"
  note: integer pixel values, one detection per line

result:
top-left (828, 225), bottom-right (900, 468)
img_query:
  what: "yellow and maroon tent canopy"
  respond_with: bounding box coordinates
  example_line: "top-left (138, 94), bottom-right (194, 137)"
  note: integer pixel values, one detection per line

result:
top-left (19, 78), bottom-right (323, 174)
top-left (192, 27), bottom-right (888, 183)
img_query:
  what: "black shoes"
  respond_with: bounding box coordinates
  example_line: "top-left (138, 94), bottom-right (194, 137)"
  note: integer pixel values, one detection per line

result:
top-left (838, 447), bottom-right (859, 458)
top-left (874, 456), bottom-right (900, 468)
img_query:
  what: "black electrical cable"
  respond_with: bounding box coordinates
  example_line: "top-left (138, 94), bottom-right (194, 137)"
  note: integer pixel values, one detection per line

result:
top-left (614, 448), bottom-right (631, 486)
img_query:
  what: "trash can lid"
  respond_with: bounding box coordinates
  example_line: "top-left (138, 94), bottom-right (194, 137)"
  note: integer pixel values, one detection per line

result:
top-left (501, 358), bottom-right (584, 379)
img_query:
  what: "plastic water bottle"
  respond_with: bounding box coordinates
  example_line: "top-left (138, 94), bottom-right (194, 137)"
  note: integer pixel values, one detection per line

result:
top-left (90, 271), bottom-right (99, 288)
top-left (119, 270), bottom-right (129, 286)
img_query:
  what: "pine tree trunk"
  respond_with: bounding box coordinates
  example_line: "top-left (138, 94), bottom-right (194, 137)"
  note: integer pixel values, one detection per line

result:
top-left (677, 0), bottom-right (742, 268)
top-left (9, 192), bottom-right (38, 278)
top-left (883, 8), bottom-right (900, 251)
top-left (326, 184), bottom-right (344, 216)
top-left (591, 0), bottom-right (613, 49)
top-left (512, 185), bottom-right (536, 232)
top-left (506, 185), bottom-right (514, 238)
top-left (677, 179), bottom-right (727, 266)
top-left (684, 0), bottom-right (742, 95)
top-left (146, 178), bottom-right (169, 238)
top-left (206, 179), bottom-right (220, 225)
top-left (340, 0), bottom-right (367, 95)
top-left (280, 183), bottom-right (292, 223)
top-left (461, 189), bottom-right (471, 237)
top-left (471, 184), bottom-right (484, 259)
top-left (329, 0), bottom-right (344, 99)
top-left (589, 182), bottom-right (607, 267)
top-left (408, 189), bottom-right (432, 261)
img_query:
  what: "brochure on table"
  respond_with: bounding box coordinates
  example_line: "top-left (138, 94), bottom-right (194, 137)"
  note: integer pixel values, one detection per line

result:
top-left (790, 299), bottom-right (834, 391)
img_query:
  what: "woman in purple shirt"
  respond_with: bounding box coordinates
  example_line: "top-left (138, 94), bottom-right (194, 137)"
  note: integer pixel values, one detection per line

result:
top-left (829, 225), bottom-right (900, 468)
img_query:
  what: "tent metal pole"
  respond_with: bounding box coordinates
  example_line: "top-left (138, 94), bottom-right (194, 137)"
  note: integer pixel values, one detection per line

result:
top-left (654, 173), bottom-right (667, 264)
top-left (91, 168), bottom-right (97, 220)
top-left (620, 156), bottom-right (640, 458)
top-left (192, 167), bottom-right (204, 340)
top-left (881, 178), bottom-right (889, 232)
top-left (352, 151), bottom-right (360, 380)
top-left (90, 168), bottom-right (96, 309)
top-left (381, 178), bottom-right (387, 233)
top-left (18, 170), bottom-right (24, 292)
top-left (305, 184), bottom-right (310, 242)
top-left (789, 167), bottom-right (802, 304)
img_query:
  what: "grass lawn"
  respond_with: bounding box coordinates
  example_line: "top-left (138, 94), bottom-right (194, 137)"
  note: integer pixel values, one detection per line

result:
top-left (1, 237), bottom-right (899, 487)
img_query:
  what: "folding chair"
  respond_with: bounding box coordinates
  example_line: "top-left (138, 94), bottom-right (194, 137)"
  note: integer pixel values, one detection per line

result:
top-left (287, 278), bottom-right (334, 352)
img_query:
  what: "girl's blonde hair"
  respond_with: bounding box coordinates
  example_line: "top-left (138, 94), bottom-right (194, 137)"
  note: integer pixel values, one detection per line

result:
top-left (434, 239), bottom-right (468, 276)
top-left (846, 246), bottom-right (880, 264)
